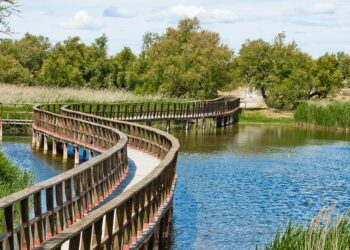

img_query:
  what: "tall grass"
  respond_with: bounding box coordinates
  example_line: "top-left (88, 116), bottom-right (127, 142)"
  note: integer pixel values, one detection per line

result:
top-left (265, 206), bottom-right (350, 250)
top-left (0, 84), bottom-right (169, 104)
top-left (294, 102), bottom-right (350, 132)
top-left (0, 151), bottom-right (34, 197)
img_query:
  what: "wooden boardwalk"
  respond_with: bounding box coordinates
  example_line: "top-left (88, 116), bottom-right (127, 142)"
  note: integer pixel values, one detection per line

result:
top-left (0, 97), bottom-right (240, 250)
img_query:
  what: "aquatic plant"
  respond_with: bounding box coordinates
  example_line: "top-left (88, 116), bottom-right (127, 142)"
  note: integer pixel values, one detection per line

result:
top-left (294, 102), bottom-right (350, 132)
top-left (265, 206), bottom-right (350, 250)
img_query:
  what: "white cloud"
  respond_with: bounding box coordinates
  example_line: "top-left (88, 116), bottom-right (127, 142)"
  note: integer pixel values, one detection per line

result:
top-left (60, 11), bottom-right (104, 30)
top-left (103, 7), bottom-right (136, 18)
top-left (150, 5), bottom-right (239, 24)
top-left (291, 3), bottom-right (336, 16)
top-left (311, 3), bottom-right (335, 15)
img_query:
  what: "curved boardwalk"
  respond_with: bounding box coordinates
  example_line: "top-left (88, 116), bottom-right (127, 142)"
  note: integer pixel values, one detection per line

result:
top-left (0, 97), bottom-right (240, 250)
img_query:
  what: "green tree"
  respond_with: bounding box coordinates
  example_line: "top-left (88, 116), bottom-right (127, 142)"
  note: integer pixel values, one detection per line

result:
top-left (129, 18), bottom-right (233, 98)
top-left (311, 53), bottom-right (343, 98)
top-left (113, 47), bottom-right (136, 88)
top-left (84, 34), bottom-right (118, 88)
top-left (337, 52), bottom-right (350, 87)
top-left (0, 33), bottom-right (51, 80)
top-left (0, 54), bottom-right (30, 84)
top-left (38, 37), bottom-right (88, 87)
top-left (237, 33), bottom-right (315, 109)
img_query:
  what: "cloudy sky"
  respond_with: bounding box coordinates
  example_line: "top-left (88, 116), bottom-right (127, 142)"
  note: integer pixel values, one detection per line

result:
top-left (6, 0), bottom-right (350, 57)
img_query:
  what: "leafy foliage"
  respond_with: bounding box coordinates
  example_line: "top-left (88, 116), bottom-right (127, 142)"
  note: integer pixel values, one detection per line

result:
top-left (0, 18), bottom-right (349, 106)
top-left (128, 18), bottom-right (233, 99)
top-left (237, 33), bottom-right (315, 109)
top-left (0, 54), bottom-right (31, 83)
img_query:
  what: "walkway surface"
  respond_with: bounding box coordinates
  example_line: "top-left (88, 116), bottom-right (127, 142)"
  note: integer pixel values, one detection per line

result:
top-left (123, 147), bottom-right (161, 191)
top-left (94, 147), bottom-right (160, 209)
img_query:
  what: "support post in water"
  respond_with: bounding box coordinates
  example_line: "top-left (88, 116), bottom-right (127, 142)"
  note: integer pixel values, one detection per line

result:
top-left (74, 146), bottom-right (79, 164)
top-left (32, 132), bottom-right (36, 147)
top-left (52, 139), bottom-right (57, 156)
top-left (44, 136), bottom-right (48, 153)
top-left (63, 143), bottom-right (68, 160)
top-left (36, 133), bottom-right (41, 149)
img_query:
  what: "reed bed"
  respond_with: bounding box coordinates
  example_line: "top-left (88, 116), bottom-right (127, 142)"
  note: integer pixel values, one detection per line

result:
top-left (294, 102), bottom-right (350, 132)
top-left (265, 206), bottom-right (350, 250)
top-left (0, 84), bottom-right (167, 104)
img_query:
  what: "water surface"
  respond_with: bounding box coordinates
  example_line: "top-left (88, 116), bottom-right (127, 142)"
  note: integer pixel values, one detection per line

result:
top-left (171, 124), bottom-right (350, 250)
top-left (1, 125), bottom-right (350, 250)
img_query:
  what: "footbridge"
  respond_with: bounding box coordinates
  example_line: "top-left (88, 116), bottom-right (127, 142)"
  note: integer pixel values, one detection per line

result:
top-left (0, 97), bottom-right (240, 249)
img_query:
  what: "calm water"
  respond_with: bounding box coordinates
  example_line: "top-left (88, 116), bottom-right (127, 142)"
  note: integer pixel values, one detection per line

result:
top-left (171, 125), bottom-right (350, 250)
top-left (1, 125), bottom-right (350, 249)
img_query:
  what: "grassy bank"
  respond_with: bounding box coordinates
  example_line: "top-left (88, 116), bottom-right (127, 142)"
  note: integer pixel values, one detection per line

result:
top-left (265, 207), bottom-right (350, 250)
top-left (239, 109), bottom-right (295, 124)
top-left (0, 84), bottom-right (169, 104)
top-left (294, 102), bottom-right (350, 131)
top-left (0, 151), bottom-right (33, 197)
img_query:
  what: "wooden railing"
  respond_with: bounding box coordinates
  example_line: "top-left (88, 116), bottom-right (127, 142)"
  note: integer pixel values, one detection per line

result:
top-left (0, 105), bottom-right (129, 249)
top-left (68, 97), bottom-right (240, 121)
top-left (37, 105), bottom-right (180, 249)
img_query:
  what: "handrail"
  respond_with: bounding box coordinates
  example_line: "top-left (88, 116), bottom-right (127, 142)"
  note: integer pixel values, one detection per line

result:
top-left (0, 105), bottom-right (129, 249)
top-left (38, 105), bottom-right (180, 249)
top-left (68, 97), bottom-right (240, 121)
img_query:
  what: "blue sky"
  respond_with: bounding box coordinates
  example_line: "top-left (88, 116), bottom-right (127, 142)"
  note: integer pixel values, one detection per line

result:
top-left (5, 0), bottom-right (350, 57)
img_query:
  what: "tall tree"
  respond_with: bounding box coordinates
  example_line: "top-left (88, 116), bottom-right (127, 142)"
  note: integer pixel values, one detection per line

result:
top-left (38, 37), bottom-right (88, 87)
top-left (311, 53), bottom-right (343, 98)
top-left (237, 33), bottom-right (315, 109)
top-left (128, 18), bottom-right (233, 98)
top-left (113, 47), bottom-right (136, 88)
top-left (0, 33), bottom-right (51, 81)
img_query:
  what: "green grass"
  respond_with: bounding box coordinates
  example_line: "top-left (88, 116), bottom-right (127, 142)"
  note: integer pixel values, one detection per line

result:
top-left (294, 102), bottom-right (350, 131)
top-left (0, 151), bottom-right (34, 198)
top-left (265, 206), bottom-right (350, 250)
top-left (239, 110), bottom-right (295, 124)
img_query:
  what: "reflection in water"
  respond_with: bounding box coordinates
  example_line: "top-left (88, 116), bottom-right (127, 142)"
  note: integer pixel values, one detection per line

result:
top-left (171, 124), bottom-right (350, 249)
